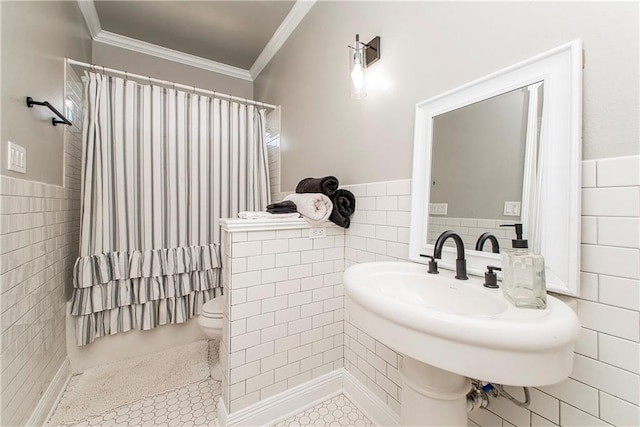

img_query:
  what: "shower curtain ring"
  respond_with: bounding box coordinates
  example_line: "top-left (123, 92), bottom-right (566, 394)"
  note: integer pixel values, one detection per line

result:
top-left (124, 71), bottom-right (128, 80)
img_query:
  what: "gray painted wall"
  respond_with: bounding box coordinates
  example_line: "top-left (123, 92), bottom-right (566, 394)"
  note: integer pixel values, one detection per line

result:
top-left (92, 42), bottom-right (254, 99)
top-left (1, 1), bottom-right (92, 186)
top-left (254, 1), bottom-right (640, 191)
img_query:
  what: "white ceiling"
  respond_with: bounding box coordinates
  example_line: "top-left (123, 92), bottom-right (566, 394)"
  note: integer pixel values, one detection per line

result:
top-left (93, 1), bottom-right (296, 70)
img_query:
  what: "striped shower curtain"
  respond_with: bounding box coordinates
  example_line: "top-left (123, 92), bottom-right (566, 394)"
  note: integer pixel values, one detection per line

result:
top-left (71, 72), bottom-right (270, 345)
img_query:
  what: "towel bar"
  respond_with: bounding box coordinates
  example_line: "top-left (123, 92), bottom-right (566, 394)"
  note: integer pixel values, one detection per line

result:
top-left (26, 97), bottom-right (72, 126)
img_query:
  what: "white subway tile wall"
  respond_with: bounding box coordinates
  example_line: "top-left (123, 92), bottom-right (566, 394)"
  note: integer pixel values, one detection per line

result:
top-left (221, 226), bottom-right (346, 414)
top-left (342, 156), bottom-right (640, 427)
top-left (0, 67), bottom-right (83, 426)
top-left (220, 230), bottom-right (232, 410)
top-left (428, 217), bottom-right (517, 251)
top-left (341, 180), bottom-right (410, 415)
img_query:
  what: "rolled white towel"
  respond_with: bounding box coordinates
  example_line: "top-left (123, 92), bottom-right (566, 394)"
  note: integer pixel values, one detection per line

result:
top-left (283, 193), bottom-right (333, 225)
top-left (238, 212), bottom-right (301, 220)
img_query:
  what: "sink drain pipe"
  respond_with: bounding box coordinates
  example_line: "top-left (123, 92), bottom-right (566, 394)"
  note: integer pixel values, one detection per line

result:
top-left (466, 380), bottom-right (531, 412)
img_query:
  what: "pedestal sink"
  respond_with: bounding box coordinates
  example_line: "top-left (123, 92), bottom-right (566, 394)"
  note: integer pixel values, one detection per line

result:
top-left (344, 262), bottom-right (581, 426)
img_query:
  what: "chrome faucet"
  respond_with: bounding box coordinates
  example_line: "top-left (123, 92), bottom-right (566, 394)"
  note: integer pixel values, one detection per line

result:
top-left (433, 230), bottom-right (468, 280)
top-left (475, 232), bottom-right (500, 253)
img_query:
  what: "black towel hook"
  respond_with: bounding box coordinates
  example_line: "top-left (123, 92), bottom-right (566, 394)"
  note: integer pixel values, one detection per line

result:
top-left (26, 97), bottom-right (72, 127)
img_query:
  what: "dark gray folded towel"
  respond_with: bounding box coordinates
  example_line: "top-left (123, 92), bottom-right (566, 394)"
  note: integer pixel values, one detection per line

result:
top-left (267, 200), bottom-right (297, 214)
top-left (332, 189), bottom-right (356, 217)
top-left (295, 176), bottom-right (339, 196)
top-left (328, 189), bottom-right (356, 228)
top-left (329, 210), bottom-right (350, 228)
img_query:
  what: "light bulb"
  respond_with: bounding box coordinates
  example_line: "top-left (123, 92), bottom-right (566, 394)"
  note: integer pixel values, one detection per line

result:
top-left (349, 35), bottom-right (367, 99)
top-left (351, 60), bottom-right (365, 90)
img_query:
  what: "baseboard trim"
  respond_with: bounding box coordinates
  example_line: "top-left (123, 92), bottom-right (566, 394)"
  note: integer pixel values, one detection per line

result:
top-left (343, 370), bottom-right (401, 426)
top-left (27, 358), bottom-right (71, 427)
top-left (220, 369), bottom-right (342, 426)
top-left (217, 368), bottom-right (401, 426)
top-left (215, 397), bottom-right (228, 427)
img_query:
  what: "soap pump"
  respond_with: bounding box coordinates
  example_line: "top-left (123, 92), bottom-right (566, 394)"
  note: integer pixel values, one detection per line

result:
top-left (499, 224), bottom-right (547, 309)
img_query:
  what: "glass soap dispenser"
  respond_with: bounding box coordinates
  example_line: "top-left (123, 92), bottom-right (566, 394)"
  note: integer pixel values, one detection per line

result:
top-left (499, 224), bottom-right (547, 309)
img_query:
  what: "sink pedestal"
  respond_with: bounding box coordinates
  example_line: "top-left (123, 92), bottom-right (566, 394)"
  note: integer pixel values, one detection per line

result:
top-left (400, 356), bottom-right (471, 426)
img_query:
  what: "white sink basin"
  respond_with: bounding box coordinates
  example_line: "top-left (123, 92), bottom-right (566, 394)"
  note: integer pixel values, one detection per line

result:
top-left (344, 262), bottom-right (581, 386)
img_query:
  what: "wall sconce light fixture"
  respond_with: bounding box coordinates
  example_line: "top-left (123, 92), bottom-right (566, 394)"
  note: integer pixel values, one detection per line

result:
top-left (349, 34), bottom-right (381, 99)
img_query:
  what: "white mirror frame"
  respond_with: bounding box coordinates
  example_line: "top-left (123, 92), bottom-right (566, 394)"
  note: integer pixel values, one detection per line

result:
top-left (409, 40), bottom-right (582, 296)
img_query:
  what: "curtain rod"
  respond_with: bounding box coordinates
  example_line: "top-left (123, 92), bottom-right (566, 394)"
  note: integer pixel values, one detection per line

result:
top-left (66, 58), bottom-right (277, 110)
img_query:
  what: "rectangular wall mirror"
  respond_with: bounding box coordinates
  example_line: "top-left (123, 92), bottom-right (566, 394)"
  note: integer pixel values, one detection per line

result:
top-left (409, 40), bottom-right (582, 296)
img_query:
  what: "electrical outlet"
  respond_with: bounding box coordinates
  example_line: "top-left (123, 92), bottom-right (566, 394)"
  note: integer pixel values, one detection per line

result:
top-left (309, 227), bottom-right (326, 239)
top-left (7, 141), bottom-right (26, 173)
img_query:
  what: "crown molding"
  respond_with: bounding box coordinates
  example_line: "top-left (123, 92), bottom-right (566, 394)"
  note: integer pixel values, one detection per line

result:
top-left (76, 0), bottom-right (314, 82)
top-left (77, 0), bottom-right (102, 38)
top-left (94, 31), bottom-right (253, 81)
top-left (250, 0), bottom-right (316, 80)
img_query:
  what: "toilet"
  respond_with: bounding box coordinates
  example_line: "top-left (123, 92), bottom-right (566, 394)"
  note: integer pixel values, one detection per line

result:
top-left (198, 297), bottom-right (224, 380)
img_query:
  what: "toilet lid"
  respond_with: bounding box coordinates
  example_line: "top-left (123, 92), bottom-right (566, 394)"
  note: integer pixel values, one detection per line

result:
top-left (202, 297), bottom-right (224, 317)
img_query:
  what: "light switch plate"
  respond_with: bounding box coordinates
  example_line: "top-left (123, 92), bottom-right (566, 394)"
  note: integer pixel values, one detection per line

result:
top-left (7, 141), bottom-right (26, 173)
top-left (503, 201), bottom-right (521, 216)
top-left (429, 203), bottom-right (448, 215)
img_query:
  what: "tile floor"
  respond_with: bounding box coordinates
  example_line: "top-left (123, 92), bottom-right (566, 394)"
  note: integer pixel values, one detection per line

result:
top-left (64, 378), bottom-right (222, 427)
top-left (273, 394), bottom-right (373, 427)
top-left (49, 342), bottom-right (373, 427)
top-left (52, 382), bottom-right (370, 427)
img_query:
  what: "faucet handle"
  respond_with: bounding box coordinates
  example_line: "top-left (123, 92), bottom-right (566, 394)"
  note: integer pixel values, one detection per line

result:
top-left (420, 254), bottom-right (439, 274)
top-left (484, 265), bottom-right (502, 288)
